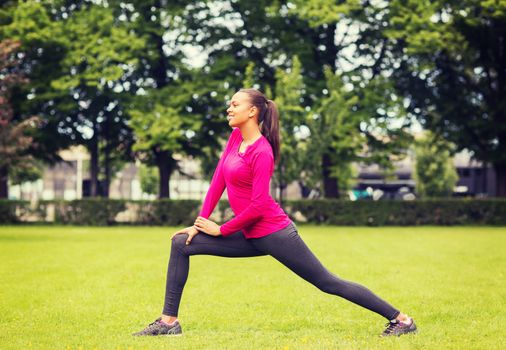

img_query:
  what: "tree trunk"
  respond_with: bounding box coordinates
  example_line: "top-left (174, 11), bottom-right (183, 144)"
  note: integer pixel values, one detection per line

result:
top-left (102, 113), bottom-right (111, 198)
top-left (103, 149), bottom-right (110, 198)
top-left (103, 139), bottom-right (110, 198)
top-left (90, 131), bottom-right (99, 197)
top-left (322, 152), bottom-right (339, 198)
top-left (278, 182), bottom-right (287, 208)
top-left (278, 183), bottom-right (283, 207)
top-left (0, 165), bottom-right (8, 199)
top-left (323, 24), bottom-right (338, 70)
top-left (494, 162), bottom-right (506, 197)
top-left (277, 163), bottom-right (286, 207)
top-left (155, 150), bottom-right (172, 199)
top-left (297, 180), bottom-right (311, 198)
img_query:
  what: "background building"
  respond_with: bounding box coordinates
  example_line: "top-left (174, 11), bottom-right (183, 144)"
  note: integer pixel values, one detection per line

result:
top-left (8, 147), bottom-right (496, 201)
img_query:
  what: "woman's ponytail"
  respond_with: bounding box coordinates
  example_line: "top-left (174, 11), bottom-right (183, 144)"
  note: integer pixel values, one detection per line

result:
top-left (239, 88), bottom-right (281, 165)
top-left (262, 100), bottom-right (280, 166)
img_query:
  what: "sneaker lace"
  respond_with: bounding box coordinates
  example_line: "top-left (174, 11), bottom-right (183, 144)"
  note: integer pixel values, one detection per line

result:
top-left (384, 321), bottom-right (399, 334)
top-left (145, 318), bottom-right (162, 329)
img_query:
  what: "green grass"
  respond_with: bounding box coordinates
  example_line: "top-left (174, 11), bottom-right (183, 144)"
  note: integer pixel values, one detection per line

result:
top-left (1, 225), bottom-right (505, 350)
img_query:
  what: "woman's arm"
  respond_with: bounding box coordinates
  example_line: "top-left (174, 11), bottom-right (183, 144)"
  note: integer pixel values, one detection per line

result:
top-left (198, 128), bottom-right (238, 219)
top-left (218, 150), bottom-right (274, 236)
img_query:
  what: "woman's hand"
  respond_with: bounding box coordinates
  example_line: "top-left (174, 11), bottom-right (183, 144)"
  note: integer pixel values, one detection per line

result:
top-left (171, 226), bottom-right (200, 245)
top-left (193, 216), bottom-right (222, 237)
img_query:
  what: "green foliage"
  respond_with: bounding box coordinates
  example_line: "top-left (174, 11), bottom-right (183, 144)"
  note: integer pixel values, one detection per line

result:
top-left (303, 68), bottom-right (362, 194)
top-left (242, 62), bottom-right (257, 88)
top-left (130, 102), bottom-right (185, 155)
top-left (355, 76), bottom-right (414, 170)
top-left (50, 3), bottom-right (145, 197)
top-left (9, 160), bottom-right (44, 185)
top-left (51, 5), bottom-right (144, 91)
top-left (2, 2), bottom-right (146, 197)
top-left (298, 64), bottom-right (412, 197)
top-left (273, 56), bottom-right (307, 200)
top-left (385, 0), bottom-right (464, 56)
top-left (323, 68), bottom-right (362, 191)
top-left (414, 132), bottom-right (458, 198)
top-left (383, 0), bottom-right (506, 194)
top-left (0, 38), bottom-right (42, 197)
top-left (290, 0), bottom-right (362, 27)
top-left (0, 2), bottom-right (58, 43)
top-left (3, 0), bottom-right (505, 201)
top-left (138, 164), bottom-right (158, 196)
top-left (105, 0), bottom-right (233, 196)
top-left (0, 2), bottom-right (73, 166)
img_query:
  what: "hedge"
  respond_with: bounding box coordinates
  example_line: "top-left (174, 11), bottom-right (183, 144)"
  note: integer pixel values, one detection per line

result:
top-left (286, 199), bottom-right (506, 226)
top-left (127, 199), bottom-right (201, 226)
top-left (0, 198), bottom-right (505, 226)
top-left (0, 200), bottom-right (27, 223)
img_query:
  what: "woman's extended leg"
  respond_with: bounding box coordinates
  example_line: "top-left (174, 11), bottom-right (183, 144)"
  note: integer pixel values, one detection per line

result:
top-left (163, 231), bottom-right (266, 317)
top-left (250, 223), bottom-right (400, 320)
top-left (133, 230), bottom-right (265, 336)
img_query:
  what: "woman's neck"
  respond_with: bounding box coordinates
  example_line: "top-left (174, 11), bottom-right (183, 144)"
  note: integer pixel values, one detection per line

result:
top-left (239, 125), bottom-right (262, 144)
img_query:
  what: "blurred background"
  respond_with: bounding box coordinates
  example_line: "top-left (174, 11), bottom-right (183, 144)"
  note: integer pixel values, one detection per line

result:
top-left (1, 0), bottom-right (505, 207)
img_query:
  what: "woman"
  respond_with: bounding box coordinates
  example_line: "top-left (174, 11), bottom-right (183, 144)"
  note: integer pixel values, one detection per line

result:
top-left (133, 88), bottom-right (417, 337)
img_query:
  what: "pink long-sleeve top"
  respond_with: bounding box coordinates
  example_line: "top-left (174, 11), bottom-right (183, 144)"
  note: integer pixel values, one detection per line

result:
top-left (198, 127), bottom-right (292, 238)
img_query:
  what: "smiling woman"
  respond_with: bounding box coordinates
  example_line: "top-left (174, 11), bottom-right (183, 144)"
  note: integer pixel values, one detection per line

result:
top-left (226, 89), bottom-right (281, 163)
top-left (133, 88), bottom-right (418, 338)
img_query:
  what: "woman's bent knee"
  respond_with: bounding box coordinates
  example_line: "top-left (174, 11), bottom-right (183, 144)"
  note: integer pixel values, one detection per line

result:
top-left (171, 233), bottom-right (188, 251)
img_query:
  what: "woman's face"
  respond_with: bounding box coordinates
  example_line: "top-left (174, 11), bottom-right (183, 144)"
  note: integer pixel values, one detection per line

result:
top-left (226, 92), bottom-right (255, 127)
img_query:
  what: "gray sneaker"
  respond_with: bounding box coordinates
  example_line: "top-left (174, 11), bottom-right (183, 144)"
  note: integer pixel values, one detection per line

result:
top-left (381, 318), bottom-right (417, 337)
top-left (132, 318), bottom-right (183, 336)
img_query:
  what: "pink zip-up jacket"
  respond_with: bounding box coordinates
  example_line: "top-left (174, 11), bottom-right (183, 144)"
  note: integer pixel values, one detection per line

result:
top-left (198, 127), bottom-right (292, 238)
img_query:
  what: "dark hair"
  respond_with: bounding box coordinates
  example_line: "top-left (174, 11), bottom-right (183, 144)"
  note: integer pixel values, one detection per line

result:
top-left (239, 88), bottom-right (280, 165)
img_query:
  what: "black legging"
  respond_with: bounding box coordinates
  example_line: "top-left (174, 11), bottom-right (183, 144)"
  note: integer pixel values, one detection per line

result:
top-left (163, 222), bottom-right (400, 320)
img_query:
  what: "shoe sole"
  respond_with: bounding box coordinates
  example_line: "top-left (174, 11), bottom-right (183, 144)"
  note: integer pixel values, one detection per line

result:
top-left (132, 333), bottom-right (183, 337)
top-left (380, 327), bottom-right (418, 337)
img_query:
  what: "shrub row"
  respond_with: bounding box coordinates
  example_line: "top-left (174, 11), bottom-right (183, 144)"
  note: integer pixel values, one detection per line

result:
top-left (0, 199), bottom-right (203, 226)
top-left (286, 199), bottom-right (506, 226)
top-left (1, 198), bottom-right (505, 226)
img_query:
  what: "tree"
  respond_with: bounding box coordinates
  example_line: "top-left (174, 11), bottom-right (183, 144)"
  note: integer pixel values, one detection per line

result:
top-left (0, 1), bottom-right (73, 195)
top-left (49, 4), bottom-right (144, 197)
top-left (303, 67), bottom-right (363, 198)
top-left (9, 160), bottom-right (44, 186)
top-left (183, 1), bottom-right (342, 196)
top-left (129, 91), bottom-right (185, 199)
top-left (138, 163), bottom-right (158, 197)
top-left (275, 1), bottom-right (414, 197)
top-left (0, 39), bottom-right (39, 198)
top-left (2, 1), bottom-right (144, 198)
top-left (105, 0), bottom-right (235, 198)
top-left (238, 58), bottom-right (305, 204)
top-left (180, 0), bottom-right (415, 199)
top-left (385, 0), bottom-right (506, 196)
top-left (242, 62), bottom-right (257, 89)
top-left (414, 131), bottom-right (458, 198)
top-left (273, 56), bottom-right (306, 204)
top-left (301, 66), bottom-right (413, 198)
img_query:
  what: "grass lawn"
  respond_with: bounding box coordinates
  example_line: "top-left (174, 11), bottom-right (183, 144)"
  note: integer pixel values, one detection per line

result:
top-left (1, 225), bottom-right (505, 350)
